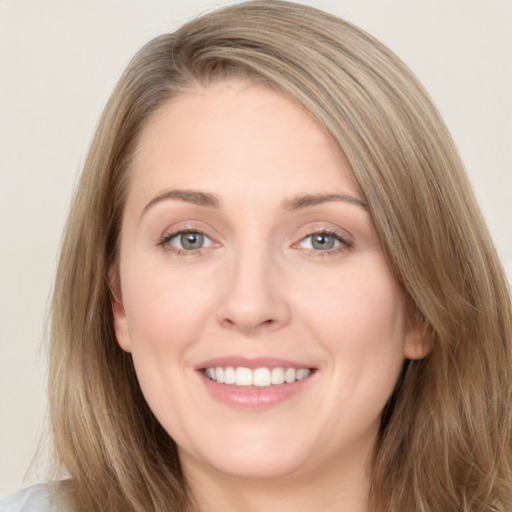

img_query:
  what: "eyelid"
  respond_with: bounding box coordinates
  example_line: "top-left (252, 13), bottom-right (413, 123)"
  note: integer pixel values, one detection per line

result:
top-left (291, 224), bottom-right (353, 254)
top-left (157, 222), bottom-right (220, 254)
top-left (155, 221), bottom-right (353, 256)
top-left (299, 233), bottom-right (342, 249)
top-left (168, 231), bottom-right (214, 249)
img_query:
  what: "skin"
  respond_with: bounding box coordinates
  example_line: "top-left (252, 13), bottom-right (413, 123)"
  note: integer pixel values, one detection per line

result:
top-left (113, 79), bottom-right (430, 512)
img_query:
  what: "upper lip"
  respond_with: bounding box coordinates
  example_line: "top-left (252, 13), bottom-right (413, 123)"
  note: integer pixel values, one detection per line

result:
top-left (195, 356), bottom-right (315, 371)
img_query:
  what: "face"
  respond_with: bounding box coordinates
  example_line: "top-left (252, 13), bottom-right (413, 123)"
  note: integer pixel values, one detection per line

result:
top-left (113, 80), bottom-right (429, 486)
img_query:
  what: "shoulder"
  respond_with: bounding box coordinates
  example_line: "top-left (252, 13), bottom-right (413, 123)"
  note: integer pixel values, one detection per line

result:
top-left (0, 484), bottom-right (69, 512)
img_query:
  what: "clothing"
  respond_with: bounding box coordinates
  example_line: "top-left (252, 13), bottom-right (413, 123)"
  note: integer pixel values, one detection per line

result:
top-left (0, 484), bottom-right (67, 512)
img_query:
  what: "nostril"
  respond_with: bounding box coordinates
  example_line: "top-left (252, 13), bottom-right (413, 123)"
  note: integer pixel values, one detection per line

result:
top-left (220, 315), bottom-right (278, 333)
top-left (216, 278), bottom-right (291, 332)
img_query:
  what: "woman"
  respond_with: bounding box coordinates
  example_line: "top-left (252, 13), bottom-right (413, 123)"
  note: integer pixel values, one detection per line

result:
top-left (2, 1), bottom-right (511, 511)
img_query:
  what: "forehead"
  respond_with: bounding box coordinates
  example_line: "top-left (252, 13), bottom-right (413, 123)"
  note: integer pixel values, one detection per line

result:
top-left (127, 79), bottom-right (361, 208)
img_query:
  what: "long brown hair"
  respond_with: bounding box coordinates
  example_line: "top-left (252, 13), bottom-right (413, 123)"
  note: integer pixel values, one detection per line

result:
top-left (48, 2), bottom-right (512, 511)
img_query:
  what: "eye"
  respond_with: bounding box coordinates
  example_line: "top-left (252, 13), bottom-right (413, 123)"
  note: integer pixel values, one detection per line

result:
top-left (300, 233), bottom-right (340, 250)
top-left (295, 230), bottom-right (351, 254)
top-left (161, 230), bottom-right (214, 252)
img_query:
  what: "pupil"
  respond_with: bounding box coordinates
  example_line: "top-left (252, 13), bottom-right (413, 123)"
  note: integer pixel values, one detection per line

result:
top-left (181, 233), bottom-right (203, 250)
top-left (312, 234), bottom-right (334, 250)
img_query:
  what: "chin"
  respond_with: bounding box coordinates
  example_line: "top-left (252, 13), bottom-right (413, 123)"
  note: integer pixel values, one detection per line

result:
top-left (197, 450), bottom-right (310, 481)
top-left (178, 428), bottom-right (315, 481)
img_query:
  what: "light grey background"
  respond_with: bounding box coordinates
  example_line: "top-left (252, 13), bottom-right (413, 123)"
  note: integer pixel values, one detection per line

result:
top-left (1, 0), bottom-right (511, 497)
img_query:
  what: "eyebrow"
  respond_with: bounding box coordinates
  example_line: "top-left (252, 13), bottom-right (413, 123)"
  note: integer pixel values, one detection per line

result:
top-left (142, 189), bottom-right (221, 216)
top-left (141, 189), bottom-right (367, 217)
top-left (284, 193), bottom-right (367, 210)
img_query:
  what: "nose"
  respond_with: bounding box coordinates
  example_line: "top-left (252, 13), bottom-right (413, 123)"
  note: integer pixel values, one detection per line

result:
top-left (217, 245), bottom-right (291, 334)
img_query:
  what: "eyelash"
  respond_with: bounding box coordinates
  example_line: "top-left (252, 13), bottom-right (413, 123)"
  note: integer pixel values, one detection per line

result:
top-left (157, 227), bottom-right (352, 257)
top-left (295, 229), bottom-right (352, 257)
top-left (158, 227), bottom-right (213, 256)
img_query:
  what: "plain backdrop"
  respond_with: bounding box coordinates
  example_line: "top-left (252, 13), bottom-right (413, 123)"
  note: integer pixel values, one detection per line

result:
top-left (0, 0), bottom-right (511, 498)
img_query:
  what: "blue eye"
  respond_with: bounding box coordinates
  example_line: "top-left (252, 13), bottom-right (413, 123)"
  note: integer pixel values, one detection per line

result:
top-left (164, 231), bottom-right (213, 251)
top-left (299, 232), bottom-right (344, 251)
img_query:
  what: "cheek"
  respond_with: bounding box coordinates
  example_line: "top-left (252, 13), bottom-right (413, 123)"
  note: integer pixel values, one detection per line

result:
top-left (118, 262), bottom-right (219, 425)
top-left (302, 265), bottom-right (405, 340)
top-left (295, 260), bottom-right (407, 389)
top-left (120, 260), bottom-right (219, 354)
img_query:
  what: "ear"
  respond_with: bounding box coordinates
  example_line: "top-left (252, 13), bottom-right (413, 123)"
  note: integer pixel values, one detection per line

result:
top-left (108, 267), bottom-right (132, 353)
top-left (403, 307), bottom-right (433, 360)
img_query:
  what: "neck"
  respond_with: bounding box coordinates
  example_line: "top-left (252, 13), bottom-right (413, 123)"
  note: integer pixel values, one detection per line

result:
top-left (181, 446), bottom-right (373, 512)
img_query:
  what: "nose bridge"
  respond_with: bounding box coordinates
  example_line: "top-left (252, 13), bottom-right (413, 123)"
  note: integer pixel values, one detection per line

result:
top-left (218, 235), bottom-right (289, 332)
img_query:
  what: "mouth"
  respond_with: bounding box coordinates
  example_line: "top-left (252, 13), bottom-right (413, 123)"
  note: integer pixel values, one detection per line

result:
top-left (196, 357), bottom-right (317, 409)
top-left (203, 366), bottom-right (313, 388)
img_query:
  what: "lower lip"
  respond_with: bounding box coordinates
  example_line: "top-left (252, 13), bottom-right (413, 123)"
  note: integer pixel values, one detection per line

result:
top-left (199, 372), bottom-right (314, 411)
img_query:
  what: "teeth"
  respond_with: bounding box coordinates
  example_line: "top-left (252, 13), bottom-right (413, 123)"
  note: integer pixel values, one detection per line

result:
top-left (204, 366), bottom-right (312, 387)
top-left (253, 368), bottom-right (271, 387)
top-left (285, 368), bottom-right (296, 383)
top-left (235, 367), bottom-right (252, 386)
top-left (271, 367), bottom-right (285, 385)
top-left (296, 368), bottom-right (310, 381)
top-left (215, 367), bottom-right (224, 384)
top-left (224, 366), bottom-right (235, 385)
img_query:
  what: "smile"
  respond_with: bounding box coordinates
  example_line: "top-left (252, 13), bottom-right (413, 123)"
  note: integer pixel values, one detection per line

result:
top-left (204, 366), bottom-right (312, 388)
